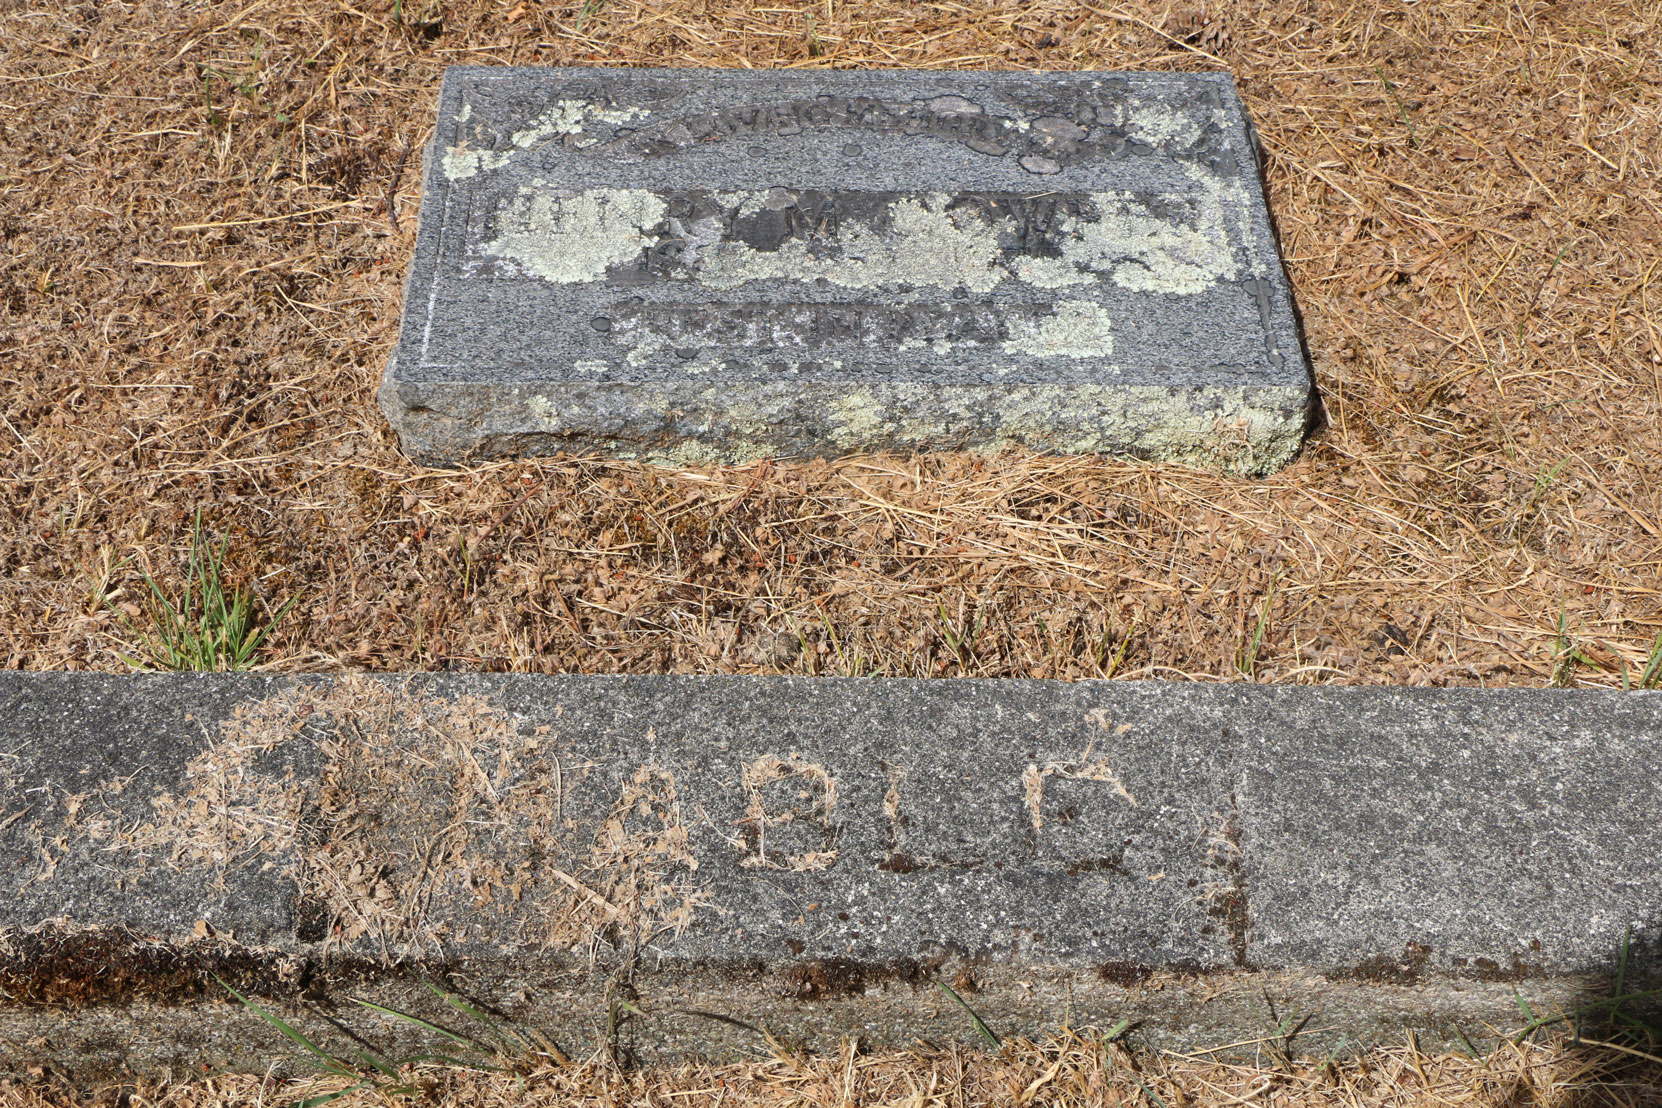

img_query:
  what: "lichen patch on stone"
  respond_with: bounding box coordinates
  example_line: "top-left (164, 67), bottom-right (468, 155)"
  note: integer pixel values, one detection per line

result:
top-left (623, 327), bottom-right (674, 368)
top-left (510, 99), bottom-right (649, 149)
top-left (486, 187), bottom-right (667, 285)
top-left (1126, 100), bottom-right (1203, 149)
top-left (443, 101), bottom-right (647, 180)
top-left (471, 183), bottom-right (1250, 299)
top-left (527, 395), bottom-right (559, 426)
top-left (826, 388), bottom-right (898, 447)
top-left (683, 188), bottom-right (1241, 296)
top-left (1003, 300), bottom-right (1115, 359)
top-left (814, 380), bottom-right (1305, 474)
top-left (698, 193), bottom-right (1006, 294)
top-left (442, 144), bottom-right (512, 181)
top-left (1009, 253), bottom-right (1094, 290)
top-left (1044, 190), bottom-right (1238, 296)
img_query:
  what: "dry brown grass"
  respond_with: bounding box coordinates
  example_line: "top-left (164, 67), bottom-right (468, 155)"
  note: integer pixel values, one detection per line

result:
top-left (3, 1), bottom-right (1662, 683)
top-left (5, 1029), bottom-right (1662, 1108)
top-left (3, 0), bottom-right (1662, 1101)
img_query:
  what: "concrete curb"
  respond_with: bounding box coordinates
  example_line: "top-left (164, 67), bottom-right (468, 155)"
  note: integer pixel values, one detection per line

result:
top-left (3, 674), bottom-right (1658, 1076)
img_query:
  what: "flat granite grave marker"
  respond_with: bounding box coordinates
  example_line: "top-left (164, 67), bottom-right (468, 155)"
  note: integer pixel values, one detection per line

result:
top-left (380, 68), bottom-right (1313, 473)
top-left (4, 675), bottom-right (1659, 1076)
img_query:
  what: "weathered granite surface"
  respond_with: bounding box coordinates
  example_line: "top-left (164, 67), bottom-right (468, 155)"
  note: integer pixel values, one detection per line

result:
top-left (3, 675), bottom-right (1658, 1076)
top-left (380, 68), bottom-right (1313, 473)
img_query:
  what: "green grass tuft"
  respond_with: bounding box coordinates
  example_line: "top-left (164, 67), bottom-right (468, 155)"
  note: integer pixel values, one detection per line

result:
top-left (1236, 575), bottom-right (1278, 679)
top-left (217, 975), bottom-right (540, 1108)
top-left (1636, 634), bottom-right (1662, 690)
top-left (112, 509), bottom-right (295, 671)
top-left (1508, 928), bottom-right (1662, 1054)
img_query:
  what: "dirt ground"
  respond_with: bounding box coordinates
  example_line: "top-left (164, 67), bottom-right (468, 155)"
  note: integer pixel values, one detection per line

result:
top-left (3, 1029), bottom-right (1661, 1108)
top-left (3, 0), bottom-right (1661, 683)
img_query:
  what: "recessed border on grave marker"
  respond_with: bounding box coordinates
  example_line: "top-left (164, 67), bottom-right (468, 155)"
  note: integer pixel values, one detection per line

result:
top-left (380, 67), bottom-right (1314, 472)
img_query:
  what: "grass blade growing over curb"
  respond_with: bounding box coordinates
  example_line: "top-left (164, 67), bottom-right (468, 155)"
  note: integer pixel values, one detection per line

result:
top-left (214, 975), bottom-right (357, 1079)
top-left (218, 975), bottom-right (545, 1105)
top-left (351, 997), bottom-right (498, 1061)
top-left (935, 979), bottom-right (1001, 1048)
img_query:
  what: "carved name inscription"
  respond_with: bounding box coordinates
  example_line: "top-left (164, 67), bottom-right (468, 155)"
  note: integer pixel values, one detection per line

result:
top-left (461, 186), bottom-right (1242, 300)
top-left (711, 748), bottom-right (1153, 876)
top-left (446, 85), bottom-right (1231, 175)
top-left (609, 302), bottom-right (1053, 352)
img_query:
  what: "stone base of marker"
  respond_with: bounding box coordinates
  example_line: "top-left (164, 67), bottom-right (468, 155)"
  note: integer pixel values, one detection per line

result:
top-left (380, 367), bottom-right (1313, 473)
top-left (380, 68), bottom-right (1314, 473)
top-left (4, 674), bottom-right (1659, 1076)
